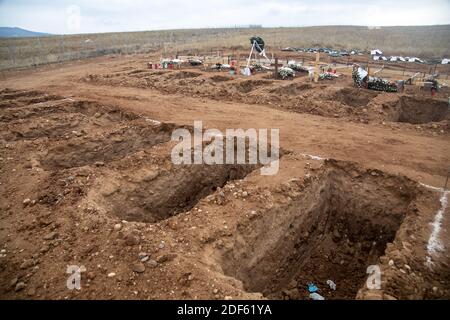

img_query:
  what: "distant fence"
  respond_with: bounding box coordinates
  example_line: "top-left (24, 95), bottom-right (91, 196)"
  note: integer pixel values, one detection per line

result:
top-left (0, 34), bottom-right (158, 70)
top-left (1, 26), bottom-right (449, 72)
top-left (0, 28), bottom-right (253, 71)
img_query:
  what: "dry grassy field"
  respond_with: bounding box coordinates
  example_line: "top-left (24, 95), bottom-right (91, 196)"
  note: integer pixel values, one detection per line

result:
top-left (1, 25), bottom-right (449, 70)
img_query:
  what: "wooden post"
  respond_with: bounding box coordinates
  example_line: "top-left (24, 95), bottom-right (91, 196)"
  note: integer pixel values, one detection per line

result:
top-left (274, 56), bottom-right (279, 80)
top-left (314, 52), bottom-right (320, 83)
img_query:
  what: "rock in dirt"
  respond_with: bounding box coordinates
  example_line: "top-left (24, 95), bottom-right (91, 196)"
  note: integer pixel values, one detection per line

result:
top-left (138, 252), bottom-right (149, 262)
top-left (156, 253), bottom-right (177, 264)
top-left (332, 229), bottom-right (341, 242)
top-left (114, 223), bottom-right (122, 231)
top-left (20, 259), bottom-right (36, 270)
top-left (10, 277), bottom-right (18, 288)
top-left (132, 262), bottom-right (146, 273)
top-left (124, 234), bottom-right (140, 246)
top-left (147, 259), bottom-right (158, 268)
top-left (27, 288), bottom-right (36, 296)
top-left (87, 272), bottom-right (96, 280)
top-left (361, 290), bottom-right (384, 300)
top-left (283, 288), bottom-right (300, 300)
top-left (43, 231), bottom-right (59, 240)
top-left (216, 191), bottom-right (226, 205)
top-left (15, 282), bottom-right (26, 292)
top-left (383, 293), bottom-right (397, 300)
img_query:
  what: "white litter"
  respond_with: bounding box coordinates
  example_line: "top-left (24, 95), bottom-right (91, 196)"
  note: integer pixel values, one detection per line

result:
top-left (309, 293), bottom-right (325, 300)
top-left (145, 118), bottom-right (161, 126)
top-left (301, 154), bottom-right (325, 161)
top-left (326, 280), bottom-right (337, 291)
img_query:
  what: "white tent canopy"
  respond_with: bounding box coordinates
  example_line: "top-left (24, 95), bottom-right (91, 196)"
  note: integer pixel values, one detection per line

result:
top-left (370, 49), bottom-right (383, 55)
top-left (408, 57), bottom-right (424, 63)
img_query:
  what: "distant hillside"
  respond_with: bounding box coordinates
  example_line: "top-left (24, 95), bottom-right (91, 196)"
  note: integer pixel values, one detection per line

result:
top-left (0, 27), bottom-right (51, 38)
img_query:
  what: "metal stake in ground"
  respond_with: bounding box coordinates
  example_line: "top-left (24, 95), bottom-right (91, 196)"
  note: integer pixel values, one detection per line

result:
top-left (445, 167), bottom-right (450, 190)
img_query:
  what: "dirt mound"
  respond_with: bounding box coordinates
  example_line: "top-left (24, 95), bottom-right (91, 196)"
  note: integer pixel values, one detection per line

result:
top-left (231, 80), bottom-right (273, 93)
top-left (221, 160), bottom-right (418, 299)
top-left (392, 96), bottom-right (449, 124)
top-left (1, 99), bottom-right (141, 139)
top-left (165, 71), bottom-right (202, 80)
top-left (269, 83), bottom-right (312, 95)
top-left (334, 88), bottom-right (379, 107)
top-left (209, 75), bottom-right (233, 82)
top-left (127, 69), bottom-right (147, 75)
top-left (0, 90), bottom-right (63, 109)
top-left (0, 89), bottom-right (45, 101)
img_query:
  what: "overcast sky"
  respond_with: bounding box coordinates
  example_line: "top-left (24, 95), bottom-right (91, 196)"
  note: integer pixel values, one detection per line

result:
top-left (0, 0), bottom-right (449, 34)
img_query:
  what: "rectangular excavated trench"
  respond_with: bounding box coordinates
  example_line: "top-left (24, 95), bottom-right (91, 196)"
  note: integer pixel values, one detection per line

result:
top-left (41, 122), bottom-right (178, 170)
top-left (221, 160), bottom-right (418, 300)
top-left (389, 96), bottom-right (449, 124)
top-left (0, 91), bottom-right (175, 170)
top-left (99, 163), bottom-right (258, 223)
top-left (93, 136), bottom-right (274, 223)
top-left (1, 102), bottom-right (140, 141)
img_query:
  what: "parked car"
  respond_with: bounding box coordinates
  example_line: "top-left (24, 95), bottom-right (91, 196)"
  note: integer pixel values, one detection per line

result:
top-left (328, 51), bottom-right (342, 57)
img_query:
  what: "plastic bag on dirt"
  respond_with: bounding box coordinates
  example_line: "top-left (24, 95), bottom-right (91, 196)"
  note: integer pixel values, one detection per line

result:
top-left (309, 293), bottom-right (325, 300)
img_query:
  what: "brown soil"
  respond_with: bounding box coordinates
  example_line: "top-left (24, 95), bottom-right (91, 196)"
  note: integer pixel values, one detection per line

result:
top-left (79, 65), bottom-right (450, 130)
top-left (42, 123), bottom-right (175, 170)
top-left (222, 160), bottom-right (418, 299)
top-left (333, 87), bottom-right (379, 108)
top-left (0, 52), bottom-right (449, 301)
top-left (210, 75), bottom-right (233, 83)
